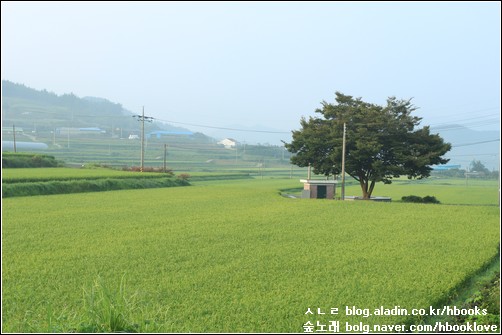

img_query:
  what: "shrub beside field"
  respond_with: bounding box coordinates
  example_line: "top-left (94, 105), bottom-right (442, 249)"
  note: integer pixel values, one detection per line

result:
top-left (2, 167), bottom-right (176, 183)
top-left (2, 167), bottom-right (252, 197)
top-left (2, 179), bottom-right (499, 332)
top-left (2, 167), bottom-right (191, 197)
top-left (2, 152), bottom-right (63, 168)
top-left (401, 195), bottom-right (441, 204)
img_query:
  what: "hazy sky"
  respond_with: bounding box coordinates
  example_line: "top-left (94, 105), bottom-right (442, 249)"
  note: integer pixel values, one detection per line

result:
top-left (2, 1), bottom-right (500, 144)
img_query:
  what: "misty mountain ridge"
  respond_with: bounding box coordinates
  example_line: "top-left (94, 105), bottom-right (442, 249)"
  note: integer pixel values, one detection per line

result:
top-left (429, 124), bottom-right (499, 170)
top-left (206, 119), bottom-right (499, 170)
top-left (214, 123), bottom-right (499, 169)
top-left (2, 80), bottom-right (499, 169)
top-left (1, 80), bottom-right (191, 135)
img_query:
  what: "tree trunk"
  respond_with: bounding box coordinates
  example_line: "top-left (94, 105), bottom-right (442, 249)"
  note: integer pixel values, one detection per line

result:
top-left (367, 180), bottom-right (376, 198)
top-left (359, 179), bottom-right (370, 199)
top-left (359, 178), bottom-right (377, 199)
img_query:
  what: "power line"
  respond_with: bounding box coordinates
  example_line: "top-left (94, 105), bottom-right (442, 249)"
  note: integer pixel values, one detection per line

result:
top-left (453, 139), bottom-right (500, 147)
top-left (153, 117), bottom-right (291, 134)
top-left (154, 113), bottom-right (499, 134)
top-left (5, 103), bottom-right (499, 133)
top-left (423, 106), bottom-right (500, 122)
top-left (446, 153), bottom-right (499, 157)
top-left (433, 112), bottom-right (500, 123)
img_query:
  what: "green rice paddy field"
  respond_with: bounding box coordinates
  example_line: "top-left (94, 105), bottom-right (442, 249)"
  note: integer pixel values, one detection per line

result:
top-left (1, 173), bottom-right (500, 332)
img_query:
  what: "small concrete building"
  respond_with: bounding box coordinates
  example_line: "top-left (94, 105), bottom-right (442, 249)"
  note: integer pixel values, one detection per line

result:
top-left (300, 179), bottom-right (338, 199)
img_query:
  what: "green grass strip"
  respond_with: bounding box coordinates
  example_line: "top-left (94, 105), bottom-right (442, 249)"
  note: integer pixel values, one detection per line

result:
top-left (2, 177), bottom-right (189, 197)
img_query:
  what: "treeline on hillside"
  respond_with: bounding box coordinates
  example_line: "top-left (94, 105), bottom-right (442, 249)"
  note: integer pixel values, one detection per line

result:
top-left (243, 144), bottom-right (291, 161)
top-left (1, 80), bottom-right (189, 134)
top-left (432, 169), bottom-right (499, 179)
top-left (431, 160), bottom-right (499, 180)
top-left (2, 80), bottom-right (125, 116)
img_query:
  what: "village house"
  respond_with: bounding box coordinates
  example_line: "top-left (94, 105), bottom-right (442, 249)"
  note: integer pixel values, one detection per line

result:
top-left (217, 138), bottom-right (238, 149)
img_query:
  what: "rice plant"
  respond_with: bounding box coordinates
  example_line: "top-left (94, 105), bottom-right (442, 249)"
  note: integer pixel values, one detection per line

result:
top-left (80, 275), bottom-right (138, 333)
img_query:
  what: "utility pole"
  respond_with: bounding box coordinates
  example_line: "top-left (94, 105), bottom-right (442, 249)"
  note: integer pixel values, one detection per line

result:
top-left (163, 144), bottom-right (168, 173)
top-left (12, 124), bottom-right (17, 153)
top-left (133, 106), bottom-right (154, 172)
top-left (341, 122), bottom-right (346, 200)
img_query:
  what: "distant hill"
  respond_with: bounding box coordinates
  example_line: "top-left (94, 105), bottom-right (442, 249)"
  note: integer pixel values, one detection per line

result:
top-left (2, 80), bottom-right (498, 170)
top-left (1, 80), bottom-right (190, 135)
top-left (218, 122), bottom-right (499, 170)
top-left (430, 125), bottom-right (499, 170)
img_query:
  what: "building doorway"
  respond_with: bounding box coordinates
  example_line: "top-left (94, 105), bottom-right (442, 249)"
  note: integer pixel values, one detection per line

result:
top-left (317, 185), bottom-right (327, 199)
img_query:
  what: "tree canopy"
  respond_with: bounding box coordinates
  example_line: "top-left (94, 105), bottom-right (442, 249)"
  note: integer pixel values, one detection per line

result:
top-left (284, 92), bottom-right (452, 199)
top-left (469, 160), bottom-right (491, 175)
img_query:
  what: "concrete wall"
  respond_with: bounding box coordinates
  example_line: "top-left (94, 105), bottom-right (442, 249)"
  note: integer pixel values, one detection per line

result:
top-left (302, 182), bottom-right (336, 199)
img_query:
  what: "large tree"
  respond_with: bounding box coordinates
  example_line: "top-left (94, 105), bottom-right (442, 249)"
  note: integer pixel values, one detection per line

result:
top-left (284, 92), bottom-right (451, 199)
